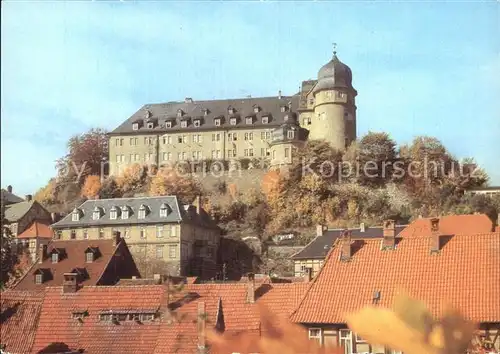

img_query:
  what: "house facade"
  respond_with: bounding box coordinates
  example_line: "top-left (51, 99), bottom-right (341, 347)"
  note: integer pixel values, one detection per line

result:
top-left (107, 49), bottom-right (357, 175)
top-left (50, 196), bottom-right (221, 278)
top-left (15, 220), bottom-right (54, 262)
top-left (2, 194), bottom-right (53, 237)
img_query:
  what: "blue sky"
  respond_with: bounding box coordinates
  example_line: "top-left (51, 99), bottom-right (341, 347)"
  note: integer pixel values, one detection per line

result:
top-left (1, 1), bottom-right (499, 196)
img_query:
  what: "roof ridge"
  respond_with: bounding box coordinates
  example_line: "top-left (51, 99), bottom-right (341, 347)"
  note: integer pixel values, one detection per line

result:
top-left (145, 95), bottom-right (297, 106)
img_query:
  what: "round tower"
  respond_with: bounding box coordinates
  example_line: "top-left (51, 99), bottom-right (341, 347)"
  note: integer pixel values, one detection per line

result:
top-left (308, 49), bottom-right (357, 151)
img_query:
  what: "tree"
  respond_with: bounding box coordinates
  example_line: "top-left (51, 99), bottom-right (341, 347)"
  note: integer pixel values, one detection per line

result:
top-left (34, 179), bottom-right (57, 205)
top-left (116, 163), bottom-right (150, 195)
top-left (149, 167), bottom-right (202, 204)
top-left (1, 205), bottom-right (17, 287)
top-left (56, 128), bottom-right (108, 185)
top-left (99, 177), bottom-right (121, 199)
top-left (81, 175), bottom-right (102, 199)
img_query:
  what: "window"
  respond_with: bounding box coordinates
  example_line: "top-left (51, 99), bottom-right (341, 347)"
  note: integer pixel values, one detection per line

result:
top-left (147, 122), bottom-right (154, 129)
top-left (55, 231), bottom-right (62, 240)
top-left (166, 121), bottom-right (172, 128)
top-left (98, 229), bottom-right (104, 239)
top-left (287, 130), bottom-right (295, 139)
top-left (181, 120), bottom-right (187, 128)
top-left (177, 152), bottom-right (182, 160)
top-left (253, 106), bottom-right (260, 113)
top-left (177, 136), bottom-right (182, 143)
top-left (214, 118), bottom-right (221, 126)
top-left (163, 136), bottom-right (172, 144)
top-left (230, 118), bottom-right (237, 125)
top-left (156, 245), bottom-right (164, 259)
top-left (308, 328), bottom-right (322, 345)
top-left (140, 228), bottom-right (146, 239)
top-left (93, 210), bottom-right (101, 220)
top-left (171, 225), bottom-right (177, 237)
top-left (182, 135), bottom-right (188, 143)
top-left (83, 229), bottom-right (88, 239)
top-left (304, 117), bottom-right (311, 125)
top-left (194, 120), bottom-right (201, 127)
top-left (193, 134), bottom-right (202, 143)
top-left (72, 211), bottom-right (79, 222)
top-left (157, 226), bottom-right (164, 238)
top-left (122, 207), bottom-right (129, 219)
top-left (124, 228), bottom-right (130, 238)
top-left (244, 132), bottom-right (253, 141)
top-left (228, 107), bottom-right (234, 114)
top-left (261, 148), bottom-right (270, 157)
top-left (35, 273), bottom-right (43, 284)
top-left (262, 116), bottom-right (269, 124)
top-left (177, 109), bottom-right (183, 117)
top-left (51, 253), bottom-right (59, 263)
top-left (169, 245), bottom-right (177, 259)
top-left (285, 148), bottom-right (290, 158)
top-left (132, 123), bottom-right (139, 130)
top-left (212, 133), bottom-right (221, 141)
top-left (86, 252), bottom-right (94, 263)
top-left (138, 205), bottom-right (148, 219)
top-left (339, 330), bottom-right (353, 354)
top-left (280, 106), bottom-right (286, 112)
top-left (110, 209), bottom-right (117, 220)
top-left (70, 230), bottom-right (76, 239)
top-left (246, 117), bottom-right (253, 125)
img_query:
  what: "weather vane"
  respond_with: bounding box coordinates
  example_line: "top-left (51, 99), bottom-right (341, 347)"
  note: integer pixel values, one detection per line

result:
top-left (332, 42), bottom-right (337, 55)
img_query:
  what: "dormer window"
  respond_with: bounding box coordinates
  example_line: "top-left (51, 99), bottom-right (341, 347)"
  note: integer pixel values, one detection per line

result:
top-left (85, 247), bottom-right (98, 263)
top-left (229, 117), bottom-right (237, 125)
top-left (177, 109), bottom-right (183, 118)
top-left (280, 106), bottom-right (287, 113)
top-left (166, 121), bottom-right (172, 128)
top-left (35, 273), bottom-right (43, 284)
top-left (86, 251), bottom-right (94, 263)
top-left (52, 253), bottom-right (59, 263)
top-left (245, 116), bottom-right (253, 125)
top-left (194, 119), bottom-right (201, 127)
top-left (284, 114), bottom-right (289, 121)
top-left (214, 118), bottom-right (221, 126)
top-left (93, 207), bottom-right (103, 220)
top-left (160, 203), bottom-right (171, 217)
top-left (121, 206), bottom-right (130, 219)
top-left (110, 206), bottom-right (120, 220)
top-left (132, 122), bottom-right (139, 130)
top-left (72, 208), bottom-right (81, 222)
top-left (147, 121), bottom-right (154, 129)
top-left (253, 105), bottom-right (260, 113)
top-left (34, 269), bottom-right (50, 284)
top-left (287, 130), bottom-right (295, 139)
top-left (138, 204), bottom-right (149, 219)
top-left (228, 107), bottom-right (234, 115)
top-left (181, 120), bottom-right (188, 128)
top-left (203, 109), bottom-right (209, 116)
top-left (145, 109), bottom-right (152, 119)
top-left (262, 116), bottom-right (269, 124)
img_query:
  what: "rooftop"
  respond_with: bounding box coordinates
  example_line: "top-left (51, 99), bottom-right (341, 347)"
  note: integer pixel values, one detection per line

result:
top-left (17, 220), bottom-right (54, 239)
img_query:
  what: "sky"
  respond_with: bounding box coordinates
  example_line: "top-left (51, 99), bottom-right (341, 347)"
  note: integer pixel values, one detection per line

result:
top-left (1, 0), bottom-right (499, 196)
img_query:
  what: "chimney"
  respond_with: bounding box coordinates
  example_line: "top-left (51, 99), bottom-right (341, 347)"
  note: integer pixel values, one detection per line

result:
top-left (382, 220), bottom-right (396, 250)
top-left (185, 97), bottom-right (194, 103)
top-left (62, 273), bottom-right (78, 293)
top-left (360, 222), bottom-right (366, 233)
top-left (132, 276), bottom-right (137, 280)
top-left (38, 244), bottom-right (48, 264)
top-left (113, 231), bottom-right (121, 246)
top-left (153, 273), bottom-right (162, 284)
top-left (339, 230), bottom-right (352, 262)
top-left (7, 185), bottom-right (12, 193)
top-left (278, 90), bottom-right (282, 99)
top-left (193, 195), bottom-right (202, 214)
top-left (430, 217), bottom-right (440, 254)
top-left (246, 273), bottom-right (255, 303)
top-left (25, 194), bottom-right (33, 202)
top-left (316, 224), bottom-right (326, 237)
top-left (304, 267), bottom-right (313, 283)
top-left (197, 301), bottom-right (207, 353)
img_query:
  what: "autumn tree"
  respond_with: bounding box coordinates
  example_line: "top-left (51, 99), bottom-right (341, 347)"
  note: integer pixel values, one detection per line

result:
top-left (116, 163), bottom-right (150, 195)
top-left (81, 175), bottom-right (102, 199)
top-left (99, 177), bottom-right (121, 199)
top-left (0, 205), bottom-right (17, 287)
top-left (149, 167), bottom-right (202, 204)
top-left (56, 128), bottom-right (108, 185)
top-left (34, 178), bottom-right (57, 205)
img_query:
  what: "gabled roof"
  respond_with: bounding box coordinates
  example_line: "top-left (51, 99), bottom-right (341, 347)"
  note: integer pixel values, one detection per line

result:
top-left (398, 214), bottom-right (494, 238)
top-left (4, 201), bottom-right (35, 223)
top-left (0, 188), bottom-right (24, 205)
top-left (291, 225), bottom-right (407, 260)
top-left (290, 231), bottom-right (500, 324)
top-left (0, 290), bottom-right (45, 354)
top-left (110, 95), bottom-right (300, 135)
top-left (12, 239), bottom-right (134, 291)
top-left (16, 220), bottom-right (54, 239)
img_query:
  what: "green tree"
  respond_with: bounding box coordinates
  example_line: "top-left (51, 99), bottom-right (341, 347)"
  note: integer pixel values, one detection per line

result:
top-left (1, 205), bottom-right (17, 287)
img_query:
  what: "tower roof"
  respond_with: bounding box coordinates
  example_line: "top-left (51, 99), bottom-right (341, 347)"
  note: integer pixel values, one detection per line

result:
top-left (313, 52), bottom-right (354, 94)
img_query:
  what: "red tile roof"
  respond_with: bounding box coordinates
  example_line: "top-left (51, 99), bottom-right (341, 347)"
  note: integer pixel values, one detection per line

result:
top-left (13, 239), bottom-right (138, 291)
top-left (291, 231), bottom-right (500, 324)
top-left (0, 290), bottom-right (45, 354)
top-left (399, 214), bottom-right (494, 238)
top-left (17, 220), bottom-right (53, 239)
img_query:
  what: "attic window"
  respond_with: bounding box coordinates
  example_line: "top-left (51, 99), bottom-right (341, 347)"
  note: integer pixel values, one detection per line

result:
top-left (35, 273), bottom-right (43, 284)
top-left (147, 122), bottom-right (154, 129)
top-left (214, 118), bottom-right (221, 126)
top-left (121, 206), bottom-right (130, 219)
top-left (110, 206), bottom-right (120, 220)
top-left (85, 252), bottom-right (94, 263)
top-left (99, 312), bottom-right (156, 323)
top-left (177, 109), bottom-right (183, 118)
top-left (229, 117), bottom-right (237, 125)
top-left (160, 203), bottom-right (171, 217)
top-left (51, 253), bottom-right (59, 263)
top-left (228, 107), bottom-right (234, 115)
top-left (262, 116), bottom-right (269, 124)
top-left (93, 207), bottom-right (103, 220)
top-left (194, 119), bottom-right (201, 127)
top-left (166, 121), bottom-right (172, 128)
top-left (132, 122), bottom-right (139, 131)
top-left (253, 106), bottom-right (260, 113)
top-left (287, 130), bottom-right (295, 139)
top-left (203, 109), bottom-right (209, 116)
top-left (72, 209), bottom-right (80, 222)
top-left (181, 120), bottom-right (188, 128)
top-left (280, 106), bottom-right (287, 113)
top-left (245, 117), bottom-right (253, 125)
top-left (138, 204), bottom-right (149, 219)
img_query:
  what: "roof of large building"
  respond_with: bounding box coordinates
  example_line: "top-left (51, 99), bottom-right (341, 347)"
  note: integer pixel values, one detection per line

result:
top-left (51, 196), bottom-right (219, 230)
top-left (290, 228), bottom-right (500, 324)
top-left (12, 238), bottom-right (138, 291)
top-left (13, 280), bottom-right (309, 354)
top-left (313, 53), bottom-right (355, 94)
top-left (1, 187), bottom-right (24, 205)
top-left (110, 95), bottom-right (301, 135)
top-left (291, 224), bottom-right (408, 260)
top-left (17, 220), bottom-right (54, 239)
top-left (0, 290), bottom-right (45, 354)
top-left (4, 200), bottom-right (36, 223)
